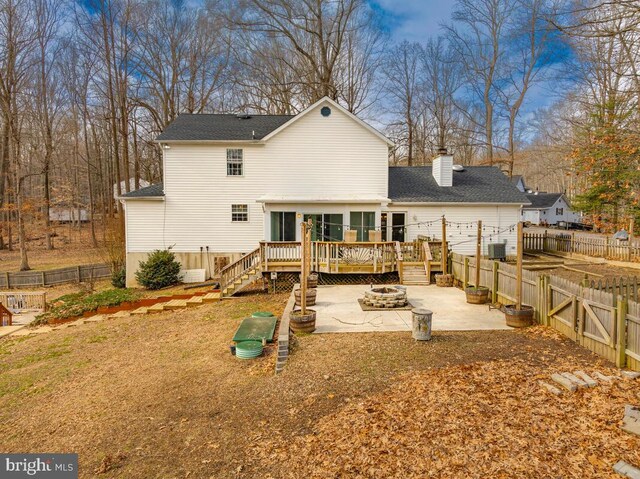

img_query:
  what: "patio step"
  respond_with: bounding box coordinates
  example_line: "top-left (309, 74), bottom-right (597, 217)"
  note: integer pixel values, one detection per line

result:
top-left (130, 307), bottom-right (149, 315)
top-left (164, 299), bottom-right (187, 310)
top-left (203, 292), bottom-right (221, 303)
top-left (186, 296), bottom-right (204, 307)
top-left (147, 302), bottom-right (168, 313)
top-left (108, 310), bottom-right (131, 319)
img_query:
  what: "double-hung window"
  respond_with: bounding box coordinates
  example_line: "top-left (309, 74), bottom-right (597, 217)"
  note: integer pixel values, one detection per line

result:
top-left (231, 204), bottom-right (248, 222)
top-left (227, 149), bottom-right (243, 176)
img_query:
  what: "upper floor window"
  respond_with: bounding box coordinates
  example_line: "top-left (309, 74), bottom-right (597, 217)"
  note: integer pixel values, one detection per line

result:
top-left (556, 207), bottom-right (564, 215)
top-left (231, 204), bottom-right (248, 222)
top-left (227, 149), bottom-right (243, 176)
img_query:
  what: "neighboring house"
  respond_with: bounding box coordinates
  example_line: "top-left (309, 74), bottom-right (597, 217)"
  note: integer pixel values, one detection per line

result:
top-left (511, 175), bottom-right (527, 193)
top-left (49, 206), bottom-right (89, 223)
top-left (522, 193), bottom-right (581, 226)
top-left (120, 97), bottom-right (530, 287)
top-left (113, 178), bottom-right (150, 199)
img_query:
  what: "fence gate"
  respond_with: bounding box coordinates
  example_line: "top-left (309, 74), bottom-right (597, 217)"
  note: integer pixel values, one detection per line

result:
top-left (547, 284), bottom-right (577, 340)
top-left (578, 296), bottom-right (617, 362)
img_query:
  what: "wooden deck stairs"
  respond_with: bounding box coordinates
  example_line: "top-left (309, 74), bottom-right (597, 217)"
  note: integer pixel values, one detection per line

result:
top-left (218, 247), bottom-right (263, 298)
top-left (401, 264), bottom-right (430, 285)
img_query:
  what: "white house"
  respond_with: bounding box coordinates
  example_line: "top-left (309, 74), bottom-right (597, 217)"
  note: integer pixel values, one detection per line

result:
top-left (522, 193), bottom-right (581, 226)
top-left (120, 97), bottom-right (529, 287)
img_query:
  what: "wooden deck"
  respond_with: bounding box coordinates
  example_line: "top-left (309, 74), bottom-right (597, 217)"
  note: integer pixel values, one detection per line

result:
top-left (259, 240), bottom-right (442, 276)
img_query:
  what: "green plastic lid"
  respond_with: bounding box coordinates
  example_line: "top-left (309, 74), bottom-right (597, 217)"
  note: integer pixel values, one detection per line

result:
top-left (251, 311), bottom-right (274, 318)
top-left (236, 340), bottom-right (263, 351)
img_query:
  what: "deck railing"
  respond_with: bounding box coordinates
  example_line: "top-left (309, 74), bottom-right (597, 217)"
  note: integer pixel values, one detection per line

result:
top-left (0, 291), bottom-right (47, 312)
top-left (219, 247), bottom-right (262, 292)
top-left (524, 232), bottom-right (640, 261)
top-left (260, 241), bottom-right (400, 274)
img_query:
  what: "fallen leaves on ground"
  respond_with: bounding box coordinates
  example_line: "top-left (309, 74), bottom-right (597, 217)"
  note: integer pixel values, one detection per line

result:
top-left (256, 358), bottom-right (640, 478)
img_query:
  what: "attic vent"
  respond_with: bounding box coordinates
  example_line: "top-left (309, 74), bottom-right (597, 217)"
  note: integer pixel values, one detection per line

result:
top-left (452, 164), bottom-right (465, 172)
top-left (236, 113), bottom-right (251, 119)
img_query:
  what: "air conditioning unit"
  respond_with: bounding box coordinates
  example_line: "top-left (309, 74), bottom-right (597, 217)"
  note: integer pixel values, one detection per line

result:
top-left (488, 243), bottom-right (506, 261)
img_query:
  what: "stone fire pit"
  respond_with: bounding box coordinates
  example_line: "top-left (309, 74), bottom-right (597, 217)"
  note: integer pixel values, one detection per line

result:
top-left (363, 286), bottom-right (408, 308)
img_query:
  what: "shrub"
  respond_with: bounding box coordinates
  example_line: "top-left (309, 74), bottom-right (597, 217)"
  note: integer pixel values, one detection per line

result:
top-left (135, 249), bottom-right (182, 290)
top-left (111, 267), bottom-right (126, 289)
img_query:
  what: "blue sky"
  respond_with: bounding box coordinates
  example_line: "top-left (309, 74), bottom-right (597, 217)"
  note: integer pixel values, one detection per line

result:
top-left (370, 0), bottom-right (456, 42)
top-left (370, 0), bottom-right (572, 116)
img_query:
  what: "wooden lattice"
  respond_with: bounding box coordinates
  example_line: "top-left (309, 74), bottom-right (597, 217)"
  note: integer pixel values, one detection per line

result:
top-left (265, 272), bottom-right (401, 293)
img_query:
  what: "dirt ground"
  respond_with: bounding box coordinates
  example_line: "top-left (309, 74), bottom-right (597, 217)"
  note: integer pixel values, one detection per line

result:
top-left (1, 291), bottom-right (638, 478)
top-left (0, 224), bottom-right (103, 271)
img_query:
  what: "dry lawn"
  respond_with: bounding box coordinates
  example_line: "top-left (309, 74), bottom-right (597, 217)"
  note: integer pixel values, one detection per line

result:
top-left (0, 223), bottom-right (103, 272)
top-left (1, 292), bottom-right (639, 478)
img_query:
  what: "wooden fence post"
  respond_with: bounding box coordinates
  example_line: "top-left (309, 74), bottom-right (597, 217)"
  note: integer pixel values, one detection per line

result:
top-left (629, 218), bottom-right (635, 262)
top-left (492, 261), bottom-right (499, 304)
top-left (616, 295), bottom-right (628, 368)
top-left (463, 257), bottom-right (469, 289)
top-left (4, 272), bottom-right (9, 289)
top-left (41, 271), bottom-right (45, 286)
top-left (76, 266), bottom-right (81, 283)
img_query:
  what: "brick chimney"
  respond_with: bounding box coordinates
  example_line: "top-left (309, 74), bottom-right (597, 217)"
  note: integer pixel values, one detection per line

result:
top-left (432, 147), bottom-right (453, 187)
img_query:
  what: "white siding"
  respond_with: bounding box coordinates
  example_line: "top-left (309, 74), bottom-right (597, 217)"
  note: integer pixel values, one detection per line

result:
top-left (134, 99), bottom-right (390, 254)
top-left (388, 204), bottom-right (521, 256)
top-left (523, 196), bottom-right (581, 226)
top-left (124, 201), bottom-right (166, 252)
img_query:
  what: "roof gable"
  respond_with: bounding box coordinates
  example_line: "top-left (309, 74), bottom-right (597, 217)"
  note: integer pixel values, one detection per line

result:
top-left (260, 97), bottom-right (394, 147)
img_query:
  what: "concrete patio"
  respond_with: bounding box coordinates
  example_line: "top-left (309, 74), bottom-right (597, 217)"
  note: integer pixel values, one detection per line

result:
top-left (308, 285), bottom-right (511, 333)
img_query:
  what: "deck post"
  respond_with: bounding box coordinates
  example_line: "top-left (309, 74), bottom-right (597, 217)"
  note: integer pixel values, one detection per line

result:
top-left (475, 220), bottom-right (482, 289)
top-left (441, 216), bottom-right (447, 274)
top-left (300, 222), bottom-right (307, 315)
top-left (516, 222), bottom-right (523, 310)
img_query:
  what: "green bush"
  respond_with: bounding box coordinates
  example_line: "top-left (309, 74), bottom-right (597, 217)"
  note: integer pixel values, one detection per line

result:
top-left (111, 267), bottom-right (126, 289)
top-left (35, 289), bottom-right (140, 325)
top-left (135, 249), bottom-right (182, 290)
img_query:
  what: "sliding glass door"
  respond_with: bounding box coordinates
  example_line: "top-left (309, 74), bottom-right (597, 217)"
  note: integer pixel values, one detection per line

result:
top-left (303, 213), bottom-right (344, 241)
top-left (270, 212), bottom-right (296, 241)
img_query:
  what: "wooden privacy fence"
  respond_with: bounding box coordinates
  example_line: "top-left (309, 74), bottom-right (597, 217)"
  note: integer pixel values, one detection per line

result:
top-left (0, 264), bottom-right (110, 289)
top-left (524, 231), bottom-right (640, 261)
top-left (451, 252), bottom-right (639, 371)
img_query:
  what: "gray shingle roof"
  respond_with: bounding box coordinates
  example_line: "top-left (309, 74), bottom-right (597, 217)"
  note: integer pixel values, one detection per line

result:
top-left (155, 114), bottom-right (295, 142)
top-left (524, 193), bottom-right (563, 209)
top-left (388, 166), bottom-right (531, 204)
top-left (120, 183), bottom-right (164, 198)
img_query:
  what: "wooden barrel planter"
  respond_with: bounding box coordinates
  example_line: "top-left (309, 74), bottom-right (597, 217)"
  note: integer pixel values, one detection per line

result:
top-left (503, 305), bottom-right (534, 328)
top-left (289, 309), bottom-right (316, 333)
top-left (294, 288), bottom-right (317, 307)
top-left (435, 274), bottom-right (453, 287)
top-left (465, 286), bottom-right (490, 304)
top-left (300, 273), bottom-right (318, 289)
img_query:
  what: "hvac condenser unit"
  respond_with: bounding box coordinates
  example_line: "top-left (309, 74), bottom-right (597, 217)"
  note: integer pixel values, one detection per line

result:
top-left (488, 243), bottom-right (506, 261)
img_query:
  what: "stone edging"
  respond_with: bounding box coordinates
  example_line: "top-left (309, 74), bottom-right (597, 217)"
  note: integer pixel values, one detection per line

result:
top-left (275, 285), bottom-right (296, 374)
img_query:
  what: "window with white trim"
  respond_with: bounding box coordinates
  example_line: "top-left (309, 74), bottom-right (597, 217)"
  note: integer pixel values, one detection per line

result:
top-left (231, 204), bottom-right (248, 222)
top-left (226, 149), bottom-right (243, 176)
